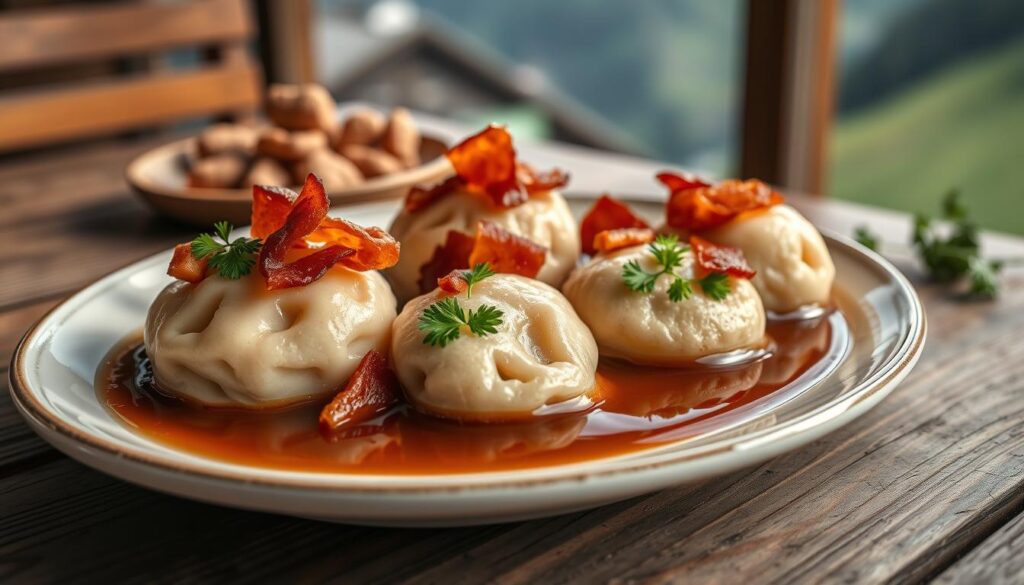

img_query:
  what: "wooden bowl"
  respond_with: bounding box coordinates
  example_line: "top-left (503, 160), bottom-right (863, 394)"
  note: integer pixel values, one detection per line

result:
top-left (126, 135), bottom-right (451, 226)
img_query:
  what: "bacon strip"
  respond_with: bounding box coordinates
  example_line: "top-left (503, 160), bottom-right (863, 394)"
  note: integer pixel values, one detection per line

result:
top-left (437, 270), bottom-right (469, 295)
top-left (403, 125), bottom-right (567, 213)
top-left (418, 230), bottom-right (476, 295)
top-left (593, 227), bottom-right (656, 254)
top-left (258, 174), bottom-right (355, 290)
top-left (580, 195), bottom-right (650, 255)
top-left (306, 218), bottom-right (400, 271)
top-left (319, 350), bottom-right (401, 436)
top-left (690, 235), bottom-right (755, 279)
top-left (167, 243), bottom-right (208, 283)
top-left (468, 220), bottom-right (547, 278)
top-left (250, 184), bottom-right (297, 240)
top-left (660, 173), bottom-right (783, 230)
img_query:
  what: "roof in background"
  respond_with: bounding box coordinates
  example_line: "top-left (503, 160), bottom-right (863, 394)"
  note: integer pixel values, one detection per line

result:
top-left (316, 12), bottom-right (648, 156)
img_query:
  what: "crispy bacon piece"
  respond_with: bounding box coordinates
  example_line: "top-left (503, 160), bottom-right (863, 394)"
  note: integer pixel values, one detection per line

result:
top-left (690, 235), bottom-right (756, 279)
top-left (258, 174), bottom-right (355, 290)
top-left (437, 270), bottom-right (469, 295)
top-left (593, 227), bottom-right (656, 254)
top-left (403, 125), bottom-right (567, 212)
top-left (418, 230), bottom-right (476, 295)
top-left (660, 173), bottom-right (783, 230)
top-left (306, 218), bottom-right (400, 271)
top-left (518, 163), bottom-right (569, 194)
top-left (417, 221), bottom-right (548, 294)
top-left (167, 243), bottom-right (209, 283)
top-left (250, 184), bottom-right (297, 240)
top-left (468, 220), bottom-right (547, 278)
top-left (580, 195), bottom-right (650, 255)
top-left (319, 350), bottom-right (401, 436)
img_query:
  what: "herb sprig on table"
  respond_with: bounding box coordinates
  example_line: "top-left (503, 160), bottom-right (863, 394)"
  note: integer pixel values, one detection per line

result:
top-left (854, 191), bottom-right (1015, 298)
top-left (622, 234), bottom-right (731, 301)
top-left (418, 263), bottom-right (505, 347)
top-left (191, 221), bottom-right (263, 279)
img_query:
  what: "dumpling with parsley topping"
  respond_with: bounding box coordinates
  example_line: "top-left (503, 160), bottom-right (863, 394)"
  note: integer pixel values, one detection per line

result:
top-left (391, 271), bottom-right (598, 421)
top-left (146, 174), bottom-right (400, 409)
top-left (562, 231), bottom-right (766, 366)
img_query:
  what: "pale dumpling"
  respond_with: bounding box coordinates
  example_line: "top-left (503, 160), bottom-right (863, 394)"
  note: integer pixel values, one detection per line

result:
top-left (145, 268), bottom-right (396, 408)
top-left (387, 188), bottom-right (580, 303)
top-left (703, 205), bottom-right (835, 313)
top-left (391, 274), bottom-right (598, 420)
top-left (562, 245), bottom-right (766, 365)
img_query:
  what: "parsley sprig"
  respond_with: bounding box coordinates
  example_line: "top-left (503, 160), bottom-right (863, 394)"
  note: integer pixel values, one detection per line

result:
top-left (854, 190), bottom-right (1019, 299)
top-left (191, 221), bottom-right (262, 279)
top-left (418, 263), bottom-right (505, 347)
top-left (622, 234), bottom-right (731, 301)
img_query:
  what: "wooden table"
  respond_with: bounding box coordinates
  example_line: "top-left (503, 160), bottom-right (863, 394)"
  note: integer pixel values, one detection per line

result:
top-left (3, 130), bottom-right (1024, 584)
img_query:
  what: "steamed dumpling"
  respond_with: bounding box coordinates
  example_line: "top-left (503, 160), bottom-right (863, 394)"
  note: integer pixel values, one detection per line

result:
top-left (703, 205), bottom-right (835, 313)
top-left (391, 274), bottom-right (598, 420)
top-left (145, 269), bottom-right (396, 408)
top-left (387, 188), bottom-right (580, 303)
top-left (562, 245), bottom-right (766, 365)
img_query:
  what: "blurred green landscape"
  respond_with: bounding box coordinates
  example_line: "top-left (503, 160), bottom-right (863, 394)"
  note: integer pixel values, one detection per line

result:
top-left (832, 36), bottom-right (1024, 234)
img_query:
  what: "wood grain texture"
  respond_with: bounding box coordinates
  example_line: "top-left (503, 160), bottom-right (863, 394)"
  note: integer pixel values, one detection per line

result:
top-left (936, 509), bottom-right (1024, 584)
top-left (0, 64), bottom-right (261, 151)
top-left (3, 134), bottom-right (1024, 583)
top-left (0, 0), bottom-right (253, 70)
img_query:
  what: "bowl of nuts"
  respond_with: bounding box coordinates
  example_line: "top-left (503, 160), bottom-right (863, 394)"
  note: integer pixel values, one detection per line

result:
top-left (127, 83), bottom-right (451, 226)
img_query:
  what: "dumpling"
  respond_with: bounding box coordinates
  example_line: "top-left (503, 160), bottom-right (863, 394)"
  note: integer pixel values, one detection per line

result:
top-left (391, 274), bottom-right (598, 421)
top-left (702, 205), bottom-right (835, 313)
top-left (145, 267), bottom-right (396, 409)
top-left (562, 244), bottom-right (766, 365)
top-left (387, 188), bottom-right (579, 303)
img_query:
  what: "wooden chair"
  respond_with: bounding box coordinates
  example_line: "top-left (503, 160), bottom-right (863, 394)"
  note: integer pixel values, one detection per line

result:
top-left (0, 0), bottom-right (263, 153)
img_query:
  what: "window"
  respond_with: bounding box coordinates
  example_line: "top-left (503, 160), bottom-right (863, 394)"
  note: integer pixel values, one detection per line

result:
top-left (315, 0), bottom-right (746, 177)
top-left (831, 0), bottom-right (1024, 235)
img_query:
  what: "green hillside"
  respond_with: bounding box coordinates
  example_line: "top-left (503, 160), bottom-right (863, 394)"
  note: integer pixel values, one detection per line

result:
top-left (831, 37), bottom-right (1024, 235)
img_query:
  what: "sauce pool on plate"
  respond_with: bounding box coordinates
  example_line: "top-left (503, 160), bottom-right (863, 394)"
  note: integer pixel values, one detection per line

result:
top-left (96, 307), bottom-right (850, 475)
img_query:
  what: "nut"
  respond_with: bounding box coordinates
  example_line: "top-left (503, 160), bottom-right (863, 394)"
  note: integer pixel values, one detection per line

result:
top-left (336, 108), bottom-right (386, 148)
top-left (255, 128), bottom-right (327, 161)
top-left (196, 123), bottom-right (258, 157)
top-left (243, 157), bottom-right (293, 187)
top-left (265, 83), bottom-right (337, 132)
top-left (381, 107), bottom-right (421, 168)
top-left (188, 154), bottom-right (249, 188)
top-left (293, 149), bottom-right (364, 190)
top-left (338, 144), bottom-right (404, 178)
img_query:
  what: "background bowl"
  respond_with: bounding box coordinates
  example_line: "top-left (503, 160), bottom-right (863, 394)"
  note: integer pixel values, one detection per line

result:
top-left (126, 134), bottom-right (451, 226)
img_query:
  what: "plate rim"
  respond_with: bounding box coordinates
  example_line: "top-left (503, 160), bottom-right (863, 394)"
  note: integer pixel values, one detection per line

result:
top-left (8, 198), bottom-right (926, 495)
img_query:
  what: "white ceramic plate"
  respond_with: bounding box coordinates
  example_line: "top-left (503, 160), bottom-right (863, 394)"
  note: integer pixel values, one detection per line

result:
top-left (9, 196), bottom-right (925, 527)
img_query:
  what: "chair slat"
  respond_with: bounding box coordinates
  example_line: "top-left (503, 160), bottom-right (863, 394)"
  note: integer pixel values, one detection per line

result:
top-left (0, 0), bottom-right (253, 71)
top-left (0, 64), bottom-right (262, 152)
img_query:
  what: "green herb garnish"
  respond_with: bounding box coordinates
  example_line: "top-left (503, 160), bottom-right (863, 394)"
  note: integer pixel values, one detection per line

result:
top-left (418, 263), bottom-right (505, 347)
top-left (191, 221), bottom-right (262, 279)
top-left (622, 234), bottom-right (731, 302)
top-left (853, 190), bottom-right (1017, 299)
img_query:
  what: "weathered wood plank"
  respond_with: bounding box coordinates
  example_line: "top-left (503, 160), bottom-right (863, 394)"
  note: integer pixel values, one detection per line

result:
top-left (935, 510), bottom-right (1024, 584)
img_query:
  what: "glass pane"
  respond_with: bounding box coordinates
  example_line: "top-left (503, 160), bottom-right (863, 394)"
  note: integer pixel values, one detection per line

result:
top-left (315, 0), bottom-right (745, 176)
top-left (831, 0), bottom-right (1024, 234)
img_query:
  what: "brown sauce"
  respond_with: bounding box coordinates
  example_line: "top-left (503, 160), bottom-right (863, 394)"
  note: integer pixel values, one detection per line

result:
top-left (97, 311), bottom-right (849, 475)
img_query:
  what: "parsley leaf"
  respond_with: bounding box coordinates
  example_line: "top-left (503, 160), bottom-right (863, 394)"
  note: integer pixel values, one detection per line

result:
top-left (462, 262), bottom-right (496, 298)
top-left (418, 297), bottom-right (466, 347)
top-left (621, 234), bottom-right (730, 302)
top-left (668, 276), bottom-right (692, 302)
top-left (466, 305), bottom-right (504, 336)
top-left (699, 272), bottom-right (731, 300)
top-left (419, 262), bottom-right (505, 347)
top-left (190, 222), bottom-right (262, 280)
top-left (854, 189), bottom-right (1014, 299)
top-left (853, 226), bottom-right (879, 251)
